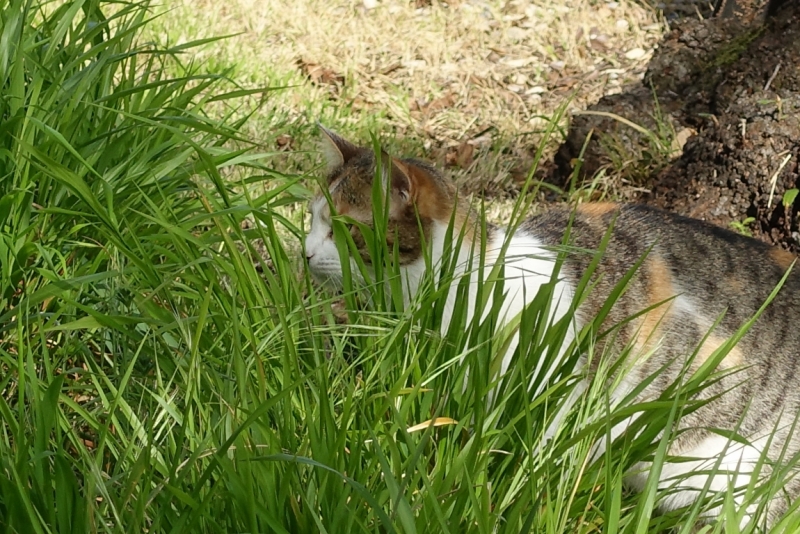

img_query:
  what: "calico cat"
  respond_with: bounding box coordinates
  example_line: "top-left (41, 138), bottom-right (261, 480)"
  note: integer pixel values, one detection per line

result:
top-left (304, 126), bottom-right (800, 528)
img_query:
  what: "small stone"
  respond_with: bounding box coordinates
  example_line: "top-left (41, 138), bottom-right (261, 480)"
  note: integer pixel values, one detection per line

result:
top-left (403, 59), bottom-right (427, 70)
top-left (671, 127), bottom-right (697, 153)
top-left (625, 47), bottom-right (646, 60)
top-left (506, 26), bottom-right (527, 41)
top-left (526, 94), bottom-right (543, 105)
top-left (363, 0), bottom-right (378, 9)
top-left (502, 56), bottom-right (536, 68)
top-left (616, 19), bottom-right (629, 30)
top-left (276, 134), bottom-right (292, 150)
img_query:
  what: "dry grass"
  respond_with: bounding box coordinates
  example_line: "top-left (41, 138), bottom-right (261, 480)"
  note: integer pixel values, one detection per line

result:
top-left (153, 0), bottom-right (671, 201)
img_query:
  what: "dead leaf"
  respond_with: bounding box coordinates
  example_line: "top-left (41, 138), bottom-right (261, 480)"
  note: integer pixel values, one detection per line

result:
top-left (296, 58), bottom-right (344, 86)
top-left (407, 417), bottom-right (459, 433)
top-left (410, 92), bottom-right (456, 116)
top-left (380, 62), bottom-right (402, 75)
top-left (424, 91), bottom-right (455, 114)
top-left (671, 127), bottom-right (697, 155)
top-left (276, 134), bottom-right (293, 150)
top-left (331, 298), bottom-right (348, 324)
top-left (510, 160), bottom-right (534, 185)
top-left (445, 141), bottom-right (474, 168)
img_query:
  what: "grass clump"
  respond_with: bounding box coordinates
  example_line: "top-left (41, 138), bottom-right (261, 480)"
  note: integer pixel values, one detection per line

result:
top-left (1, 0), bottom-right (300, 530)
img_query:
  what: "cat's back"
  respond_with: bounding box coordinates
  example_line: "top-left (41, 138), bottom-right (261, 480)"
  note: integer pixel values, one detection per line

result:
top-left (523, 202), bottom-right (799, 295)
top-left (520, 202), bottom-right (800, 364)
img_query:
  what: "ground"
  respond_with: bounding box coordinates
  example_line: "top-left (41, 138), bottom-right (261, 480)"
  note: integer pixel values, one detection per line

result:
top-left (153, 0), bottom-right (799, 247)
top-left (153, 0), bottom-right (670, 203)
top-left (553, 1), bottom-right (800, 251)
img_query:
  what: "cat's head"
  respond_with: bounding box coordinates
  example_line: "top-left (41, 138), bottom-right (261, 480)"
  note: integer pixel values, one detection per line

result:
top-left (305, 126), bottom-right (471, 287)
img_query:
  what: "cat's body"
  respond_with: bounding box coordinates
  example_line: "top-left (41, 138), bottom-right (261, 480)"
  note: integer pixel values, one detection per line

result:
top-left (305, 127), bottom-right (800, 527)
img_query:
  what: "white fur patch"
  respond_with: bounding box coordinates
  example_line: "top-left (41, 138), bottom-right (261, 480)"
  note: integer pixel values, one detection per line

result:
top-left (305, 197), bottom-right (356, 286)
top-left (482, 230), bottom-right (577, 383)
top-left (400, 223), bottom-right (582, 411)
top-left (625, 433), bottom-right (766, 527)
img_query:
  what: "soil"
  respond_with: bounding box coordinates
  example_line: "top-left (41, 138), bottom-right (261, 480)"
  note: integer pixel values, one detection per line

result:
top-left (550, 1), bottom-right (800, 252)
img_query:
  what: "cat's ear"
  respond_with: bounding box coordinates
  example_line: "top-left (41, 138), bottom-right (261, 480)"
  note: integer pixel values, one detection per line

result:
top-left (388, 159), bottom-right (413, 203)
top-left (388, 158), bottom-right (451, 219)
top-left (389, 159), bottom-right (439, 204)
top-left (382, 158), bottom-right (411, 202)
top-left (318, 123), bottom-right (362, 173)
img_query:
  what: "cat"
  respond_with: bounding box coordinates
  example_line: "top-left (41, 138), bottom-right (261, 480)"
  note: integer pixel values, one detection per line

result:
top-left (304, 125), bottom-right (800, 528)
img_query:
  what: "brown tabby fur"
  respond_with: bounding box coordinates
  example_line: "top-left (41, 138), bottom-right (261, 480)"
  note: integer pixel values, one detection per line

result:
top-left (524, 203), bottom-right (800, 524)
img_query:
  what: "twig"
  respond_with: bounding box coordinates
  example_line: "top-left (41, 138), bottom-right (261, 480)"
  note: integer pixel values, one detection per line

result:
top-left (764, 62), bottom-right (782, 92)
top-left (767, 153), bottom-right (793, 209)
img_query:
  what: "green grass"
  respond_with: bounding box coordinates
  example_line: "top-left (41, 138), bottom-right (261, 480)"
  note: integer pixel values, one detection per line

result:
top-left (3, 1), bottom-right (800, 533)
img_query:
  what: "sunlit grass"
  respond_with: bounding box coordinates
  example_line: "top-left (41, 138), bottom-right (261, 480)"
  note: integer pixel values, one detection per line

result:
top-left (145, 0), bottom-right (668, 197)
top-left (2, 1), bottom-right (800, 533)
